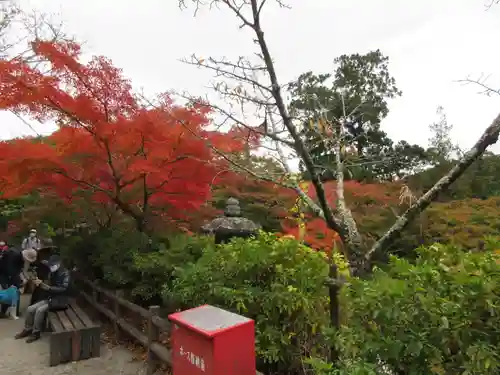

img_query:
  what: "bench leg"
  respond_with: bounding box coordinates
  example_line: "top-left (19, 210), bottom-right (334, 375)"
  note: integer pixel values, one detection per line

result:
top-left (71, 330), bottom-right (81, 362)
top-left (50, 332), bottom-right (71, 366)
top-left (78, 327), bottom-right (97, 360)
top-left (49, 333), bottom-right (61, 366)
top-left (88, 326), bottom-right (101, 358)
top-left (50, 327), bottom-right (101, 366)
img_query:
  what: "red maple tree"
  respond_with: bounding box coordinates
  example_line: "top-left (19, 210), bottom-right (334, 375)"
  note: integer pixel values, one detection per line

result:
top-left (0, 41), bottom-right (254, 231)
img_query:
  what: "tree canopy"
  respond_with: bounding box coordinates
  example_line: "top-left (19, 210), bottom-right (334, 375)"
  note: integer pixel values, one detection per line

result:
top-left (289, 50), bottom-right (428, 182)
top-left (0, 41), bottom-right (253, 232)
top-left (0, 2), bottom-right (498, 375)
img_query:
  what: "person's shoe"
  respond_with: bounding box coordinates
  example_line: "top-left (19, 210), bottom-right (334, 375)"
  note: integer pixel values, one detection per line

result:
top-left (14, 329), bottom-right (32, 339)
top-left (26, 332), bottom-right (41, 343)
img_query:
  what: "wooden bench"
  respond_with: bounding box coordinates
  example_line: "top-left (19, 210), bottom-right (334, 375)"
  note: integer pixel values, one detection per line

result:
top-left (47, 300), bottom-right (101, 366)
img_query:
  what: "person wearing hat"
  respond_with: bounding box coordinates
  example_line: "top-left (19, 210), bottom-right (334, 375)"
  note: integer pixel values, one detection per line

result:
top-left (0, 248), bottom-right (37, 317)
top-left (15, 255), bottom-right (70, 343)
top-left (21, 248), bottom-right (38, 289)
top-left (21, 229), bottom-right (42, 252)
top-left (21, 229), bottom-right (42, 278)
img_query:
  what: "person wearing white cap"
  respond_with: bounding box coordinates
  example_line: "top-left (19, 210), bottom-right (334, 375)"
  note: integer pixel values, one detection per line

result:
top-left (20, 248), bottom-right (38, 289)
top-left (22, 248), bottom-right (38, 264)
top-left (21, 229), bottom-right (42, 252)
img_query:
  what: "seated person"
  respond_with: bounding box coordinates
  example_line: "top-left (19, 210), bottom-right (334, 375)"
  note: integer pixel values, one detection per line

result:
top-left (0, 248), bottom-right (37, 317)
top-left (14, 255), bottom-right (70, 343)
top-left (0, 285), bottom-right (20, 319)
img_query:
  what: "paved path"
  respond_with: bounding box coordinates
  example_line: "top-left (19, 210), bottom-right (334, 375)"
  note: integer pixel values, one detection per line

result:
top-left (0, 295), bottom-right (149, 375)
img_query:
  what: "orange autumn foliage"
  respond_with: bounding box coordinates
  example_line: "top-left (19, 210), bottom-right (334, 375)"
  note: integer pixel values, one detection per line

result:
top-left (0, 41), bottom-right (257, 228)
top-left (282, 180), bottom-right (400, 251)
top-left (211, 171), bottom-right (399, 252)
top-left (282, 216), bottom-right (341, 251)
top-left (213, 170), bottom-right (295, 229)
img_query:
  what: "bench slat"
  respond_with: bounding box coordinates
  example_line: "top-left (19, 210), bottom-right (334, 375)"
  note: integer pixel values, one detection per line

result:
top-left (65, 305), bottom-right (85, 330)
top-left (56, 310), bottom-right (75, 331)
top-left (70, 302), bottom-right (95, 327)
top-left (49, 312), bottom-right (64, 333)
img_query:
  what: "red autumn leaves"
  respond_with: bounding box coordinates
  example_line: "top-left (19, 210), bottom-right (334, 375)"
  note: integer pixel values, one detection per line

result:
top-left (0, 41), bottom-right (254, 228)
top-left (0, 40), bottom-right (396, 247)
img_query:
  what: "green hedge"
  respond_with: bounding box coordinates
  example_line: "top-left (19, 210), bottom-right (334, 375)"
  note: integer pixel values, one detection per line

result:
top-left (61, 227), bottom-right (499, 375)
top-left (164, 232), bottom-right (330, 373)
top-left (310, 241), bottom-right (500, 375)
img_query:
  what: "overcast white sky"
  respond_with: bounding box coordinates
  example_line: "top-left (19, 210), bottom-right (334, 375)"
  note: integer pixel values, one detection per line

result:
top-left (2, 0), bottom-right (500, 154)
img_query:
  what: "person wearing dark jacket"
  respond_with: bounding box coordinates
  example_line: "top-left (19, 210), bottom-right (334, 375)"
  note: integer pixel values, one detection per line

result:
top-left (0, 248), bottom-right (37, 317)
top-left (0, 246), bottom-right (21, 288)
top-left (15, 255), bottom-right (70, 343)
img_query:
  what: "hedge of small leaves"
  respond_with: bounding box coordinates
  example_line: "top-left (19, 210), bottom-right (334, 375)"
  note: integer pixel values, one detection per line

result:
top-left (60, 227), bottom-right (499, 375)
top-left (311, 241), bottom-right (499, 375)
top-left (165, 232), bottom-right (331, 373)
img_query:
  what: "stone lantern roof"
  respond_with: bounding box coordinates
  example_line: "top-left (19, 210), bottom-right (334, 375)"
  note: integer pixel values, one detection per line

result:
top-left (201, 198), bottom-right (260, 243)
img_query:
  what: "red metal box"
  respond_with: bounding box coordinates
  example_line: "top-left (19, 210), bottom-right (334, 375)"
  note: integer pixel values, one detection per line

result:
top-left (169, 304), bottom-right (255, 375)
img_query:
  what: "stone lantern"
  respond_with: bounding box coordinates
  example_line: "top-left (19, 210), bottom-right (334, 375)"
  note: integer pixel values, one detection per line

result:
top-left (201, 197), bottom-right (261, 244)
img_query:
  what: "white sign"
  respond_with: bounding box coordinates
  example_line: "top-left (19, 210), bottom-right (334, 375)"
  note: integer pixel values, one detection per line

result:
top-left (179, 346), bottom-right (205, 372)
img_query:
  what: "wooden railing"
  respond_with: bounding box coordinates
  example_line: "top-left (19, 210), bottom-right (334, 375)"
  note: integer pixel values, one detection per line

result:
top-left (75, 275), bottom-right (264, 375)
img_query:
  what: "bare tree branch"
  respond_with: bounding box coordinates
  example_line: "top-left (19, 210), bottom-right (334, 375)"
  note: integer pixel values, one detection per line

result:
top-left (458, 75), bottom-right (500, 96)
top-left (179, 0), bottom-right (345, 237)
top-left (367, 110), bottom-right (500, 263)
top-left (485, 0), bottom-right (499, 10)
top-left (178, 0), bottom-right (500, 274)
top-left (0, 3), bottom-right (76, 137)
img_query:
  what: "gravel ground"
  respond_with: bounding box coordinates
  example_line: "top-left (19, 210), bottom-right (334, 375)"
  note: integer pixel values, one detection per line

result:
top-left (0, 295), bottom-right (150, 375)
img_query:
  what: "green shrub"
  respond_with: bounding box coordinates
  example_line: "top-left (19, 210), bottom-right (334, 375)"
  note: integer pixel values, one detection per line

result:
top-left (165, 232), bottom-right (330, 373)
top-left (132, 234), bottom-right (214, 300)
top-left (58, 233), bottom-right (85, 268)
top-left (59, 228), bottom-right (153, 287)
top-left (86, 229), bottom-right (149, 288)
top-left (311, 242), bottom-right (500, 375)
top-left (61, 229), bottom-right (213, 302)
